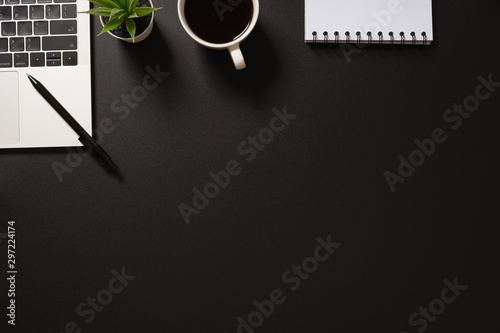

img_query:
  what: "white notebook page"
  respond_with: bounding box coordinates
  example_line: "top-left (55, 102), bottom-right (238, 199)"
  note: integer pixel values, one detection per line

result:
top-left (305, 0), bottom-right (433, 44)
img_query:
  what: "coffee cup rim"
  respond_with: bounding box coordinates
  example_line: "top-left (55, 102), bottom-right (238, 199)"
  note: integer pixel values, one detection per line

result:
top-left (178, 0), bottom-right (259, 49)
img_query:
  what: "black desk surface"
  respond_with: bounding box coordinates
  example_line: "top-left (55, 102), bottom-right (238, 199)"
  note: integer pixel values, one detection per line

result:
top-left (1, 1), bottom-right (499, 332)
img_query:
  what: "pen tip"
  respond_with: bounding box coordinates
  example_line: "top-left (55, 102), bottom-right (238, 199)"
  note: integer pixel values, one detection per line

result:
top-left (26, 74), bottom-right (36, 84)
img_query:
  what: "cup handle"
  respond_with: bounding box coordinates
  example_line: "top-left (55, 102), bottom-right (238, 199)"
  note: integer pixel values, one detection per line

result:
top-left (228, 44), bottom-right (246, 70)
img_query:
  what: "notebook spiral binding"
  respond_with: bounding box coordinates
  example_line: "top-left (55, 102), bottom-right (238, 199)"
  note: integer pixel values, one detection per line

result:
top-left (311, 31), bottom-right (428, 45)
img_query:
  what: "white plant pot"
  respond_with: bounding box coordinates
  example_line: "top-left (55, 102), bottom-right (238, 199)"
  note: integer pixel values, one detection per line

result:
top-left (99, 0), bottom-right (155, 43)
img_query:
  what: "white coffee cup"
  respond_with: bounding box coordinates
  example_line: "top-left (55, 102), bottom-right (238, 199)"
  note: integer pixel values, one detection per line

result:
top-left (178, 0), bottom-right (259, 70)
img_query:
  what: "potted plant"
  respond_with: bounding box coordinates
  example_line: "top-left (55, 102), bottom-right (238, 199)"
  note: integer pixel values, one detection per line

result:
top-left (83, 0), bottom-right (162, 43)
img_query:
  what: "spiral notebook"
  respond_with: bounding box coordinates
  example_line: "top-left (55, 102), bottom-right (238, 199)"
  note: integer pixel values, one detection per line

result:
top-left (305, 0), bottom-right (433, 45)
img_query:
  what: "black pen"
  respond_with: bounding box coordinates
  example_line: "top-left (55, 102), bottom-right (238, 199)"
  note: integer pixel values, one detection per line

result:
top-left (27, 74), bottom-right (117, 170)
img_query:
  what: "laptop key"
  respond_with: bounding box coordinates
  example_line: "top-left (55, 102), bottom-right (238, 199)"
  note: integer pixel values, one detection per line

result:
top-left (62, 50), bottom-right (76, 65)
top-left (14, 52), bottom-right (28, 67)
top-left (0, 53), bottom-right (12, 67)
top-left (13, 5), bottom-right (28, 19)
top-left (46, 4), bottom-right (59, 19)
top-left (46, 51), bottom-right (60, 58)
top-left (2, 22), bottom-right (16, 36)
top-left (6, 0), bottom-right (20, 4)
top-left (26, 36), bottom-right (40, 50)
top-left (47, 58), bottom-right (61, 66)
top-left (42, 35), bottom-right (76, 50)
top-left (0, 7), bottom-right (12, 20)
top-left (18, 21), bottom-right (32, 35)
top-left (61, 4), bottom-right (75, 18)
top-left (54, 0), bottom-right (76, 3)
top-left (30, 5), bottom-right (44, 19)
top-left (21, 0), bottom-right (36, 3)
top-left (46, 51), bottom-right (60, 66)
top-left (34, 20), bottom-right (47, 34)
top-left (30, 52), bottom-right (44, 66)
top-left (0, 37), bottom-right (7, 51)
top-left (50, 19), bottom-right (76, 34)
top-left (10, 37), bottom-right (24, 51)
top-left (38, 0), bottom-right (52, 3)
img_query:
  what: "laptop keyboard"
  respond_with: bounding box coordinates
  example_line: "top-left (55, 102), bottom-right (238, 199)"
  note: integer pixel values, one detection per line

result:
top-left (0, 0), bottom-right (78, 68)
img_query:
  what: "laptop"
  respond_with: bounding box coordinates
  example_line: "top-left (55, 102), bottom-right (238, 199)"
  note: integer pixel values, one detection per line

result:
top-left (0, 0), bottom-right (91, 149)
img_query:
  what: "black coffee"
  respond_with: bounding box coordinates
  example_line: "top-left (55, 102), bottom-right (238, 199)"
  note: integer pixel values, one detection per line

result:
top-left (185, 0), bottom-right (253, 44)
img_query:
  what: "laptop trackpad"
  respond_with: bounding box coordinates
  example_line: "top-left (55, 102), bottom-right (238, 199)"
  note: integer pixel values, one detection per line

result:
top-left (0, 72), bottom-right (20, 144)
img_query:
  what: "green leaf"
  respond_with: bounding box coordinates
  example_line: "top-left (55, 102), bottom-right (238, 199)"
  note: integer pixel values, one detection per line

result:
top-left (97, 15), bottom-right (126, 35)
top-left (128, 9), bottom-right (138, 18)
top-left (117, 12), bottom-right (129, 20)
top-left (114, 0), bottom-right (128, 10)
top-left (80, 7), bottom-right (113, 15)
top-left (125, 18), bottom-right (136, 42)
top-left (128, 0), bottom-right (139, 12)
top-left (134, 7), bottom-right (161, 17)
top-left (89, 0), bottom-right (121, 9)
top-left (109, 8), bottom-right (125, 18)
top-left (88, 9), bottom-right (114, 16)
